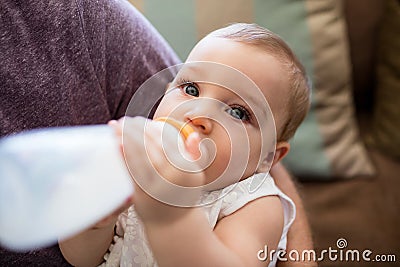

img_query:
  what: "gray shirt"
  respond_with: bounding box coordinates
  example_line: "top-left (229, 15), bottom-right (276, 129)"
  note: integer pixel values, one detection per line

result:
top-left (0, 0), bottom-right (179, 136)
top-left (0, 0), bottom-right (179, 265)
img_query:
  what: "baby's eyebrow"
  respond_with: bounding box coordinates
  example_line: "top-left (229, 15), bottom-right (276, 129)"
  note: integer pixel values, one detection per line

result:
top-left (238, 91), bottom-right (268, 119)
top-left (175, 64), bottom-right (202, 81)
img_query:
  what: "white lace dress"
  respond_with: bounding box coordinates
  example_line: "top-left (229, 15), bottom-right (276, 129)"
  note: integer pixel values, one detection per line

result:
top-left (100, 172), bottom-right (296, 267)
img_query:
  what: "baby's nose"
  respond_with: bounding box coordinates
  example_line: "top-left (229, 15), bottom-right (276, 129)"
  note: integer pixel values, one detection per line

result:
top-left (186, 116), bottom-right (213, 135)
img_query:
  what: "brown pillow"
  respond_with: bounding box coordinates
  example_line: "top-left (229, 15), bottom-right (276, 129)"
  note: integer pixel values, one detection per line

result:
top-left (370, 0), bottom-right (400, 159)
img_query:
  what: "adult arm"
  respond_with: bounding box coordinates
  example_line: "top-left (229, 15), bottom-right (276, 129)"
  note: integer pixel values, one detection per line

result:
top-left (59, 225), bottom-right (115, 267)
top-left (59, 189), bottom-right (132, 267)
top-left (271, 162), bottom-right (317, 267)
top-left (79, 0), bottom-right (181, 121)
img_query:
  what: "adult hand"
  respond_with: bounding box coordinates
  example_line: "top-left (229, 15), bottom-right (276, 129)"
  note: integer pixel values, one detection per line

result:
top-left (271, 162), bottom-right (317, 267)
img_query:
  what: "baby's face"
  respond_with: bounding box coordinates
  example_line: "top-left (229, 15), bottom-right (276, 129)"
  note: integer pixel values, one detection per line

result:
top-left (154, 36), bottom-right (289, 187)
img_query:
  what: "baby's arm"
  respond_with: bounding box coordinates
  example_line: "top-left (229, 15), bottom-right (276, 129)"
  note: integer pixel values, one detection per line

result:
top-left (214, 196), bottom-right (283, 266)
top-left (117, 116), bottom-right (284, 266)
top-left (141, 195), bottom-right (283, 267)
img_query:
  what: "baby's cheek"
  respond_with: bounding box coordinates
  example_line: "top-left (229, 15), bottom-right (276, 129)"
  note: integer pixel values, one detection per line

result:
top-left (153, 104), bottom-right (168, 119)
top-left (200, 141), bottom-right (229, 184)
top-left (153, 93), bottom-right (177, 118)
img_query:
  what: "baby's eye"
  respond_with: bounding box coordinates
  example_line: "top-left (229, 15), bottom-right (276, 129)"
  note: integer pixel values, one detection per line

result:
top-left (183, 83), bottom-right (199, 97)
top-left (226, 106), bottom-right (250, 121)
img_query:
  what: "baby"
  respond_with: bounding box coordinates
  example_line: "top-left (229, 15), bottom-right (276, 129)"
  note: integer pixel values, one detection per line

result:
top-left (59, 23), bottom-right (310, 267)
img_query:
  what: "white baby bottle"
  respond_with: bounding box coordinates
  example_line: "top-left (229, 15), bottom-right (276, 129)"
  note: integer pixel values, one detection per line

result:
top-left (0, 125), bottom-right (134, 251)
top-left (0, 118), bottom-right (197, 251)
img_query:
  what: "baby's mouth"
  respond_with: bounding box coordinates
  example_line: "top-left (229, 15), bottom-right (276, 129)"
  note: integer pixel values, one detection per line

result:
top-left (154, 117), bottom-right (195, 140)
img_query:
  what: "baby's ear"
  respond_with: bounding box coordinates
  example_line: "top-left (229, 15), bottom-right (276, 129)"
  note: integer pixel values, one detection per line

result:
top-left (257, 141), bottom-right (290, 173)
top-left (272, 141), bottom-right (290, 167)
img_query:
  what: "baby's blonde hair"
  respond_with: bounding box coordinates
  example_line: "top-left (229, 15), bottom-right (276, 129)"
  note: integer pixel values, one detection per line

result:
top-left (209, 23), bottom-right (311, 141)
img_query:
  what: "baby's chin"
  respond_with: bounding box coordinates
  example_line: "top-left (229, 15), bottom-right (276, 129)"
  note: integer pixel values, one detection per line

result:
top-left (201, 166), bottom-right (257, 191)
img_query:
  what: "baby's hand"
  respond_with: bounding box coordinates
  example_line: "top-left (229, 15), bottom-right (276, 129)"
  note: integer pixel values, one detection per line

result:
top-left (113, 116), bottom-right (206, 223)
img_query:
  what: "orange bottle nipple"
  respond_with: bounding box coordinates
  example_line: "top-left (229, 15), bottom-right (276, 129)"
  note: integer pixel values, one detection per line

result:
top-left (154, 117), bottom-right (195, 140)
